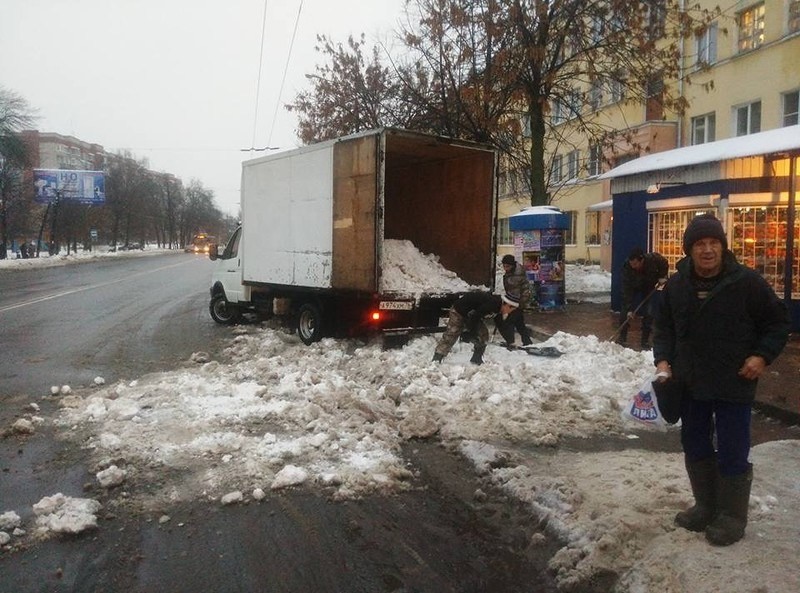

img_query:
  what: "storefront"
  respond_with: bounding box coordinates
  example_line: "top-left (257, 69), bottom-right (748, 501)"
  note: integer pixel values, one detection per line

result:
top-left (600, 126), bottom-right (800, 330)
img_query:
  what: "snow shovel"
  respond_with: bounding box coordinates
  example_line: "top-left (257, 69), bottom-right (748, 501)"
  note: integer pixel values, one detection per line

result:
top-left (607, 284), bottom-right (660, 343)
top-left (489, 342), bottom-right (564, 357)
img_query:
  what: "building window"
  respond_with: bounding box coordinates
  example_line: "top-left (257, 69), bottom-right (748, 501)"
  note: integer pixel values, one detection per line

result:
top-left (783, 90), bottom-right (799, 126)
top-left (735, 101), bottom-right (761, 136)
top-left (567, 149), bottom-right (580, 179)
top-left (551, 154), bottom-right (563, 184)
top-left (563, 210), bottom-right (578, 245)
top-left (738, 3), bottom-right (765, 52)
top-left (551, 99), bottom-right (566, 125)
top-left (790, 0), bottom-right (800, 33)
top-left (497, 217), bottom-right (512, 246)
top-left (585, 211), bottom-right (601, 246)
top-left (588, 144), bottom-right (602, 176)
top-left (521, 114), bottom-right (532, 138)
top-left (691, 113), bottom-right (716, 145)
top-left (695, 23), bottom-right (718, 68)
top-left (589, 80), bottom-right (602, 111)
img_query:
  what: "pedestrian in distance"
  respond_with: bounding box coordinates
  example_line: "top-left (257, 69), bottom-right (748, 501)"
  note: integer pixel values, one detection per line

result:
top-left (433, 291), bottom-right (520, 365)
top-left (618, 246), bottom-right (668, 348)
top-left (497, 254), bottom-right (534, 347)
top-left (653, 213), bottom-right (789, 546)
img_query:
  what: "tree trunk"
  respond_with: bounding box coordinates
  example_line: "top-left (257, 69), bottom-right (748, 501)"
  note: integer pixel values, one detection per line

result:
top-left (528, 102), bottom-right (548, 206)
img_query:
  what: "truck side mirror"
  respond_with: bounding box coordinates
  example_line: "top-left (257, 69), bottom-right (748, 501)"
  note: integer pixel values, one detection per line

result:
top-left (208, 244), bottom-right (218, 261)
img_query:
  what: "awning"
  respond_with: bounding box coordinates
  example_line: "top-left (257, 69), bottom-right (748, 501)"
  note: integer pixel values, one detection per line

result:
top-left (587, 199), bottom-right (613, 211)
top-left (599, 125), bottom-right (800, 179)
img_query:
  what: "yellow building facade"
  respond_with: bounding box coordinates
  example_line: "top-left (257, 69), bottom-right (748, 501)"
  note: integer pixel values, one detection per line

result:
top-left (497, 0), bottom-right (800, 271)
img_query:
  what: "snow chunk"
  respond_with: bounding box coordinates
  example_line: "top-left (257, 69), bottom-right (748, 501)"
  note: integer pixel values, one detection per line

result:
top-left (0, 511), bottom-right (21, 531)
top-left (32, 494), bottom-right (101, 534)
top-left (96, 465), bottom-right (127, 488)
top-left (221, 491), bottom-right (244, 505)
top-left (271, 465), bottom-right (309, 489)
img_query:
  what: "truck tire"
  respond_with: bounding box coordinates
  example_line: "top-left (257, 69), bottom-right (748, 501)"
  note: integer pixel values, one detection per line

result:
top-left (296, 302), bottom-right (323, 344)
top-left (210, 294), bottom-right (241, 325)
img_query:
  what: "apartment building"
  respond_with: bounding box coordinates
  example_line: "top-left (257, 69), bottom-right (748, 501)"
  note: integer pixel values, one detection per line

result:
top-left (20, 130), bottom-right (106, 171)
top-left (497, 0), bottom-right (800, 275)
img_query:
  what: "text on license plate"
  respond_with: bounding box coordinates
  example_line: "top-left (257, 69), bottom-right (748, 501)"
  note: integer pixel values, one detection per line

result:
top-left (379, 301), bottom-right (413, 311)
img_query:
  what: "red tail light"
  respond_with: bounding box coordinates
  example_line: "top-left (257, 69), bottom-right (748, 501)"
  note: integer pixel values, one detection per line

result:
top-left (370, 311), bottom-right (381, 322)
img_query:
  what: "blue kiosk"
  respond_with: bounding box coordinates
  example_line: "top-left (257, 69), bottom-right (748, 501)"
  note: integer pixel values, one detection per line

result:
top-left (508, 206), bottom-right (571, 311)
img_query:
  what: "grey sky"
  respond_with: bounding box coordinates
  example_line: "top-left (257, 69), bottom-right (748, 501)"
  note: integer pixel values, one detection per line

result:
top-left (1, 0), bottom-right (403, 215)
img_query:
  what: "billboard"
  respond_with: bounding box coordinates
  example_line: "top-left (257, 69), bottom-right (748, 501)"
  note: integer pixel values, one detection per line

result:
top-left (33, 169), bottom-right (106, 205)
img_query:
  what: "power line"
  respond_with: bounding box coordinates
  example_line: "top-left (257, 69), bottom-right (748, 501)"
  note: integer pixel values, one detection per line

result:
top-left (249, 0), bottom-right (270, 152)
top-left (267, 0), bottom-right (304, 147)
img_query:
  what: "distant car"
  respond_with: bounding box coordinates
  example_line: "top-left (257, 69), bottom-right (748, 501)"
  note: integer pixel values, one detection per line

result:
top-left (185, 234), bottom-right (215, 254)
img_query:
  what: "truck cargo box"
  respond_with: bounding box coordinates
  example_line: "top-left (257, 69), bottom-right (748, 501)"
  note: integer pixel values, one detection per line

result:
top-left (240, 128), bottom-right (496, 293)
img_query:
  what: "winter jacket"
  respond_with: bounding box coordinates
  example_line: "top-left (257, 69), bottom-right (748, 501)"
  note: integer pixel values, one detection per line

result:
top-left (453, 291), bottom-right (502, 319)
top-left (621, 252), bottom-right (668, 314)
top-left (652, 252), bottom-right (789, 404)
top-left (502, 263), bottom-right (532, 308)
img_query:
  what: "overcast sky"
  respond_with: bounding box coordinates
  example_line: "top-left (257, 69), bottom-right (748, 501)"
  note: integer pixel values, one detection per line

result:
top-left (0, 0), bottom-right (405, 216)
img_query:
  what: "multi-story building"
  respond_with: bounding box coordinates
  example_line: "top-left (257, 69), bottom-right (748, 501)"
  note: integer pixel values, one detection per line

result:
top-left (497, 0), bottom-right (800, 278)
top-left (21, 130), bottom-right (106, 171)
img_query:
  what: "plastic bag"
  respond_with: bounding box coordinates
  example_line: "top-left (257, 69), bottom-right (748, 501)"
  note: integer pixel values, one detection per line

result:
top-left (622, 377), bottom-right (667, 429)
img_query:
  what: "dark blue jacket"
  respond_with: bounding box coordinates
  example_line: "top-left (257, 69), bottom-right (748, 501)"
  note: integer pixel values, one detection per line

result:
top-left (653, 252), bottom-right (789, 403)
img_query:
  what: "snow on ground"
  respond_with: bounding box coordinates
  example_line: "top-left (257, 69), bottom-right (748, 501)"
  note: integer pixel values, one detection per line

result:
top-left (2, 248), bottom-right (798, 592)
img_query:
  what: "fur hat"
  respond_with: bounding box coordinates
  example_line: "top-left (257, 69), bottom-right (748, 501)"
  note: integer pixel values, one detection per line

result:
top-left (501, 292), bottom-right (520, 307)
top-left (501, 254), bottom-right (516, 266)
top-left (682, 214), bottom-right (727, 254)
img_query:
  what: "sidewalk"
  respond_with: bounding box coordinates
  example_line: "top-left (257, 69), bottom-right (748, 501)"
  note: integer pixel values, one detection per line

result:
top-left (525, 299), bottom-right (800, 425)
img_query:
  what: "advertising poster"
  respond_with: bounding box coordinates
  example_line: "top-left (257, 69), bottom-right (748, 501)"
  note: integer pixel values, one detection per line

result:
top-left (33, 169), bottom-right (106, 205)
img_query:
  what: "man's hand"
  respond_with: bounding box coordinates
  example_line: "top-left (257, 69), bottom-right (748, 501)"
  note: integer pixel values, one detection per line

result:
top-left (738, 355), bottom-right (767, 380)
top-left (626, 311), bottom-right (635, 320)
top-left (654, 361), bottom-right (671, 382)
top-left (656, 277), bottom-right (668, 289)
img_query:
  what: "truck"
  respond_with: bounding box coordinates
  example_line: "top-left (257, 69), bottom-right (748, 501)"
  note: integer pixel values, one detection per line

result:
top-left (208, 128), bottom-right (497, 345)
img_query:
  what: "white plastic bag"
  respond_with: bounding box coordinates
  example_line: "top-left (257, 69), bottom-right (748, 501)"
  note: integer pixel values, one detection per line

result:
top-left (622, 377), bottom-right (667, 429)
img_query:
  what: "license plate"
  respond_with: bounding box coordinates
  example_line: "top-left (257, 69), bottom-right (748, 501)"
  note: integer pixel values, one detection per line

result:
top-left (379, 300), bottom-right (413, 311)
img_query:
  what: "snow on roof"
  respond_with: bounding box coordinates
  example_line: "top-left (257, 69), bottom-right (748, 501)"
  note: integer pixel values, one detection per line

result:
top-left (587, 199), bottom-right (613, 211)
top-left (600, 125), bottom-right (800, 179)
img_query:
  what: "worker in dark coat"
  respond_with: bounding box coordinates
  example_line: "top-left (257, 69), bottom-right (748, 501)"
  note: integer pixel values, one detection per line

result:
top-left (618, 247), bottom-right (668, 348)
top-left (433, 291), bottom-right (519, 365)
top-left (653, 214), bottom-right (789, 546)
top-left (497, 254), bottom-right (534, 346)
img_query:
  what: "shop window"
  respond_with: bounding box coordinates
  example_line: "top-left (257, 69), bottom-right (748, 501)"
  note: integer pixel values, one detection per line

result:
top-left (783, 90), bottom-right (799, 127)
top-left (691, 113), bottom-right (716, 145)
top-left (790, 0), bottom-right (800, 33)
top-left (738, 3), bottom-right (765, 52)
top-left (695, 23), bottom-right (718, 68)
top-left (585, 212), bottom-right (601, 246)
top-left (735, 101), bottom-right (761, 136)
top-left (650, 209), bottom-right (714, 271)
top-left (563, 210), bottom-right (578, 245)
top-left (730, 206), bottom-right (800, 298)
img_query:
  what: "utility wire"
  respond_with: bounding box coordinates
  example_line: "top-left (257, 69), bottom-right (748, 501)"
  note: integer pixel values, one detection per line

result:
top-left (267, 0), bottom-right (304, 147)
top-left (249, 0), bottom-right (270, 152)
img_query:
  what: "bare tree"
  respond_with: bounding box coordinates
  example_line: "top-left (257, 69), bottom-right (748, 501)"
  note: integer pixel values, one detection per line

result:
top-left (0, 86), bottom-right (37, 258)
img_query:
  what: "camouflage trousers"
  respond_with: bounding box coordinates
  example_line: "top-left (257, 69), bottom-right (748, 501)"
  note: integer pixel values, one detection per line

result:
top-left (434, 308), bottom-right (489, 357)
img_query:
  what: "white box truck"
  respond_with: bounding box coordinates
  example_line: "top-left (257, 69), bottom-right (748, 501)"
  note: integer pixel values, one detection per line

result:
top-left (208, 128), bottom-right (497, 345)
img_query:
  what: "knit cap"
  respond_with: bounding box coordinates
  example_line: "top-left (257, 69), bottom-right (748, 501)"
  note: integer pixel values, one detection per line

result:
top-left (682, 214), bottom-right (727, 254)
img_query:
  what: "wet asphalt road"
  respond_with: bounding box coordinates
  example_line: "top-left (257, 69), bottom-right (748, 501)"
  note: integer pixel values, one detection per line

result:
top-left (0, 254), bottom-right (561, 593)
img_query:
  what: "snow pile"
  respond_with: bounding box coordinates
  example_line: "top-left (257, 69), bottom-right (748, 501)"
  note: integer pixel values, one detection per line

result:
top-left (565, 263), bottom-right (611, 293)
top-left (0, 245), bottom-right (172, 270)
top-left (380, 239), bottom-right (484, 293)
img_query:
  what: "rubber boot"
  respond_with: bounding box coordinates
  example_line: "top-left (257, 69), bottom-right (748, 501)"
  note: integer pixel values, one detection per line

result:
top-left (706, 464), bottom-right (753, 546)
top-left (470, 345), bottom-right (486, 365)
top-left (675, 456), bottom-right (716, 532)
top-left (432, 352), bottom-right (444, 363)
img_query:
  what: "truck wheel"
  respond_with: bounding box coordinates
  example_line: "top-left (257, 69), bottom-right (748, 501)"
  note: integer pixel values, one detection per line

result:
top-left (296, 302), bottom-right (323, 344)
top-left (210, 295), bottom-right (241, 325)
